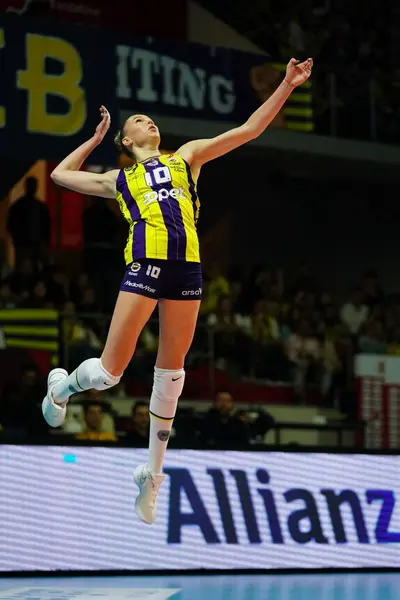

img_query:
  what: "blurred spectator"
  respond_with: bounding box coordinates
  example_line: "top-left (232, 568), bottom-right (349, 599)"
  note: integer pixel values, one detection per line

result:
top-left (207, 294), bottom-right (253, 374)
top-left (83, 197), bottom-right (121, 312)
top-left (359, 319), bottom-right (387, 354)
top-left (285, 319), bottom-right (324, 402)
top-left (62, 300), bottom-right (103, 370)
top-left (361, 269), bottom-right (384, 308)
top-left (75, 400), bottom-right (118, 442)
top-left (20, 279), bottom-right (53, 309)
top-left (7, 177), bottom-right (51, 264)
top-left (252, 299), bottom-right (280, 344)
top-left (387, 326), bottom-right (400, 356)
top-left (46, 265), bottom-right (68, 308)
top-left (200, 390), bottom-right (250, 448)
top-left (70, 272), bottom-right (91, 307)
top-left (201, 262), bottom-right (230, 314)
top-left (126, 401), bottom-right (149, 446)
top-left (5, 257), bottom-right (36, 301)
top-left (252, 299), bottom-right (290, 380)
top-left (340, 288), bottom-right (369, 335)
top-left (0, 364), bottom-right (47, 440)
top-left (0, 281), bottom-right (16, 309)
top-left (290, 262), bottom-right (318, 297)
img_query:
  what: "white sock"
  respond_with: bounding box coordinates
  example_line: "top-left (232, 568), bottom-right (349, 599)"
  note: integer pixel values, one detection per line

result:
top-left (52, 358), bottom-right (122, 404)
top-left (148, 367), bottom-right (185, 474)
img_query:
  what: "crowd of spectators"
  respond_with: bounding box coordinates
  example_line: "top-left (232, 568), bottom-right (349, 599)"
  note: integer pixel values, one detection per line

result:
top-left (202, 0), bottom-right (400, 143)
top-left (0, 370), bottom-right (275, 448)
top-left (0, 245), bottom-right (397, 412)
top-left (266, 0), bottom-right (399, 142)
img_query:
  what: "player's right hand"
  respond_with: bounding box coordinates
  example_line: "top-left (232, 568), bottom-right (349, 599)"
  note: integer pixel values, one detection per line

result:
top-left (94, 105), bottom-right (111, 143)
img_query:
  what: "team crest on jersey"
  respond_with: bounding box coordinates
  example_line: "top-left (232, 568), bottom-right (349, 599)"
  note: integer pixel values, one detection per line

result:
top-left (147, 159), bottom-right (159, 167)
top-left (130, 262), bottom-right (141, 273)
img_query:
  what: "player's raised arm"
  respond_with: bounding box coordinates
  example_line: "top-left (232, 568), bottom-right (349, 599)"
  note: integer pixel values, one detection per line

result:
top-left (178, 58), bottom-right (313, 168)
top-left (50, 106), bottom-right (119, 198)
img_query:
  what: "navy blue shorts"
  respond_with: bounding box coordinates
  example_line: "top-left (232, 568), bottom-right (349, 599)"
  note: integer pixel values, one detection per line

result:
top-left (120, 259), bottom-right (203, 300)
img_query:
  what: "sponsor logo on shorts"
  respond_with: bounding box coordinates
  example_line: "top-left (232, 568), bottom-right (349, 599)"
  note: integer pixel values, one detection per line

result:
top-left (182, 288), bottom-right (202, 296)
top-left (130, 262), bottom-right (141, 274)
top-left (123, 280), bottom-right (155, 294)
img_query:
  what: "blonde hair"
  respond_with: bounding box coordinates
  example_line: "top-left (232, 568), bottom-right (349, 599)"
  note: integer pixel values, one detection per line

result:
top-left (113, 123), bottom-right (135, 159)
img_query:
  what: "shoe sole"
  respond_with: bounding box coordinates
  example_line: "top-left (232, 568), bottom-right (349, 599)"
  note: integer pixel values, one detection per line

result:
top-left (42, 368), bottom-right (68, 428)
top-left (133, 466), bottom-right (155, 525)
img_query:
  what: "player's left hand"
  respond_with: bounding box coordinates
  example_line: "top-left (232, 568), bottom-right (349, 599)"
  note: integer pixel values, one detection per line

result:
top-left (285, 57), bottom-right (313, 87)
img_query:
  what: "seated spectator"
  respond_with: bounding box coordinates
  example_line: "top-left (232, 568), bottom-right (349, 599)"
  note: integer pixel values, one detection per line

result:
top-left (85, 389), bottom-right (116, 434)
top-left (340, 288), bottom-right (369, 335)
top-left (75, 400), bottom-right (118, 442)
top-left (359, 319), bottom-right (387, 354)
top-left (70, 272), bottom-right (91, 307)
top-left (361, 269), bottom-right (384, 309)
top-left (387, 326), bottom-right (400, 356)
top-left (5, 257), bottom-right (36, 302)
top-left (289, 261), bottom-right (318, 297)
top-left (20, 279), bottom-right (53, 309)
top-left (45, 265), bottom-right (69, 308)
top-left (62, 389), bottom-right (116, 435)
top-left (0, 281), bottom-right (16, 309)
top-left (0, 364), bottom-right (47, 440)
top-left (200, 390), bottom-right (249, 448)
top-left (207, 294), bottom-right (253, 374)
top-left (285, 319), bottom-right (323, 403)
top-left (126, 401), bottom-right (149, 446)
top-left (252, 299), bottom-right (280, 344)
top-left (252, 299), bottom-right (291, 380)
top-left (200, 262), bottom-right (230, 314)
top-left (62, 300), bottom-right (103, 370)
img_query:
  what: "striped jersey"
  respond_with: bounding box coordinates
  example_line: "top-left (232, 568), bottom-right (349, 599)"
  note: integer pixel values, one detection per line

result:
top-left (116, 154), bottom-right (201, 264)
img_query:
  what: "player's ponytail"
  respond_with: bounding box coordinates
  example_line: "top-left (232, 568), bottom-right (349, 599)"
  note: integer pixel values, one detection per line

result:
top-left (114, 127), bottom-right (135, 160)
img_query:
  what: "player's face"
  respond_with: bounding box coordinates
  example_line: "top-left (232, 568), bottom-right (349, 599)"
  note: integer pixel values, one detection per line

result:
top-left (123, 114), bottom-right (160, 148)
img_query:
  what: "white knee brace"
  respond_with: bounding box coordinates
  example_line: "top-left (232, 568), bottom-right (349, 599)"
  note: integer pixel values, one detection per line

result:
top-left (149, 367), bottom-right (185, 420)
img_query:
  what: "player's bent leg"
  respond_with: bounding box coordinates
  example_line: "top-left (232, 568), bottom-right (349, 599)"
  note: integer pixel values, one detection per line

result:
top-left (42, 291), bottom-right (157, 428)
top-left (134, 299), bottom-right (200, 525)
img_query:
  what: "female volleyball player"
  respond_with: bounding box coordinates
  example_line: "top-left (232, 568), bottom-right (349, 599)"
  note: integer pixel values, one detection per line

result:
top-left (42, 57), bottom-right (313, 524)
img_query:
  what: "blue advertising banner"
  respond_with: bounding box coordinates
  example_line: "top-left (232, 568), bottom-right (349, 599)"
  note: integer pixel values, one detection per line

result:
top-left (0, 15), bottom-right (313, 165)
top-left (0, 14), bottom-right (118, 164)
top-left (116, 37), bottom-right (313, 132)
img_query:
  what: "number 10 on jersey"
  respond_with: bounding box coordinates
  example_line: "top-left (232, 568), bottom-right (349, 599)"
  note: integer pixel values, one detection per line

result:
top-left (144, 166), bottom-right (171, 188)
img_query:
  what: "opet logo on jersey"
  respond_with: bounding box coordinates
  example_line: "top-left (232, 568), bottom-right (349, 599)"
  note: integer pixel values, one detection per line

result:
top-left (143, 187), bottom-right (185, 206)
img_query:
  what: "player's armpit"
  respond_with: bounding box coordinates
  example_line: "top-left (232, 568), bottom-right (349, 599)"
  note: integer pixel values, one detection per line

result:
top-left (50, 169), bottom-right (119, 198)
top-left (177, 124), bottom-right (257, 168)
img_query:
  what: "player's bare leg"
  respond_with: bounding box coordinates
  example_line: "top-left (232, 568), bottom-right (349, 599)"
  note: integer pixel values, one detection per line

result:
top-left (42, 292), bottom-right (156, 427)
top-left (134, 298), bottom-right (201, 524)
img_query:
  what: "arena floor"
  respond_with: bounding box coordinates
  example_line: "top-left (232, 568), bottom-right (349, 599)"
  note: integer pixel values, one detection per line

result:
top-left (0, 573), bottom-right (398, 599)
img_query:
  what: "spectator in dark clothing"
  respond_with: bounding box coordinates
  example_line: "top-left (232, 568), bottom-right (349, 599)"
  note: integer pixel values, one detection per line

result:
top-left (0, 281), bottom-right (17, 309)
top-left (6, 257), bottom-right (36, 301)
top-left (45, 265), bottom-right (68, 308)
top-left (7, 177), bottom-right (51, 264)
top-left (0, 364), bottom-right (48, 440)
top-left (201, 390), bottom-right (250, 448)
top-left (20, 279), bottom-right (53, 309)
top-left (83, 197), bottom-right (122, 312)
top-left (126, 401), bottom-right (149, 447)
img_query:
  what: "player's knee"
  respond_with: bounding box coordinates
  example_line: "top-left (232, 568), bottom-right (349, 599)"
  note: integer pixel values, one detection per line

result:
top-left (79, 357), bottom-right (122, 391)
top-left (153, 367), bottom-right (185, 402)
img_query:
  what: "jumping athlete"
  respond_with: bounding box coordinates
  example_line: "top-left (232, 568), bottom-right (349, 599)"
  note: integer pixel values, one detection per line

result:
top-left (42, 58), bottom-right (313, 525)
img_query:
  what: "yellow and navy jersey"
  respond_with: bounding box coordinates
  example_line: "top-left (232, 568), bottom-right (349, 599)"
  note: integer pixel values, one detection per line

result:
top-left (116, 154), bottom-right (201, 264)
